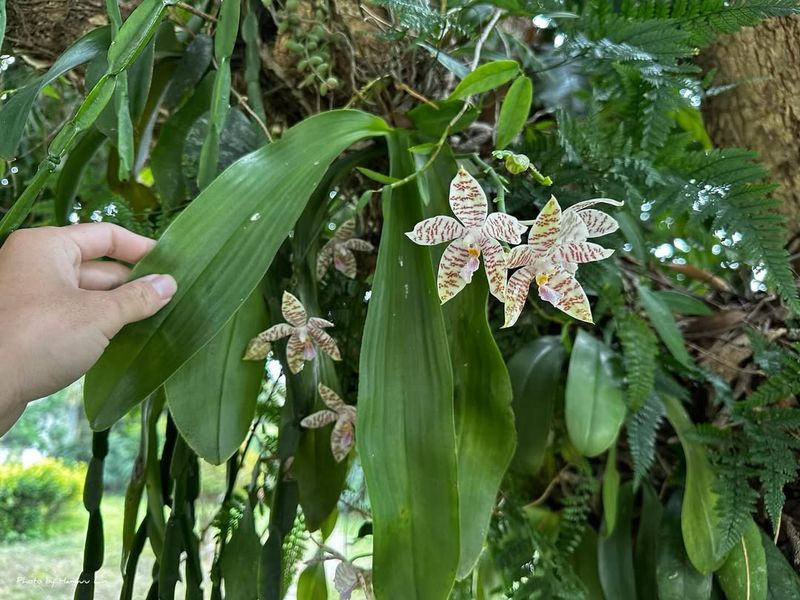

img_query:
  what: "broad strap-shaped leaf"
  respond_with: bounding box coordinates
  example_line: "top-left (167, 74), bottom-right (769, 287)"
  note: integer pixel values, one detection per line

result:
top-left (635, 483), bottom-right (663, 600)
top-left (358, 133), bottom-right (459, 598)
top-left (638, 284), bottom-right (694, 368)
top-left (165, 289), bottom-right (267, 465)
top-left (0, 27), bottom-right (111, 159)
top-left (657, 492), bottom-right (713, 600)
top-left (85, 110), bottom-right (389, 430)
top-left (598, 481), bottom-right (637, 600)
top-left (506, 336), bottom-right (566, 474)
top-left (495, 75), bottom-right (533, 150)
top-left (426, 154), bottom-right (515, 578)
top-left (449, 59), bottom-right (520, 100)
top-left (716, 518), bottom-right (768, 600)
top-left (664, 396), bottom-right (725, 574)
top-left (565, 330), bottom-right (626, 457)
top-left (296, 561), bottom-right (328, 600)
top-left (762, 530), bottom-right (800, 599)
top-left (220, 500), bottom-right (261, 600)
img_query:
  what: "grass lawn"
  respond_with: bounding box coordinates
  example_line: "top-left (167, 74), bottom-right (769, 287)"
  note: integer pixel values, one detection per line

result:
top-left (0, 494), bottom-right (208, 600)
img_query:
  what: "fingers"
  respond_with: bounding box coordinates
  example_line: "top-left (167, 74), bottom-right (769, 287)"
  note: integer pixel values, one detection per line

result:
top-left (61, 223), bottom-right (157, 263)
top-left (79, 261), bottom-right (132, 290)
top-left (96, 274), bottom-right (178, 337)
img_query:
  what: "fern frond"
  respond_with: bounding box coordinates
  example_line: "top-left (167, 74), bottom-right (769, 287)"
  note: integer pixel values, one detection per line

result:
top-left (616, 313), bottom-right (658, 409)
top-left (713, 449), bottom-right (759, 556)
top-left (626, 392), bottom-right (665, 487)
top-left (747, 421), bottom-right (800, 531)
top-left (677, 0), bottom-right (800, 46)
top-left (737, 344), bottom-right (800, 409)
top-left (556, 468), bottom-right (598, 556)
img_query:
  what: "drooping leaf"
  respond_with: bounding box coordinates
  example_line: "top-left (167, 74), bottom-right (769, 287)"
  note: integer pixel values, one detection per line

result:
top-left (0, 27), bottom-right (111, 159)
top-left (715, 518), bottom-right (768, 600)
top-left (449, 60), bottom-right (520, 100)
top-left (569, 527), bottom-right (604, 600)
top-left (565, 330), bottom-right (626, 457)
top-left (506, 336), bottom-right (566, 474)
top-left (761, 531), bottom-right (800, 599)
top-left (165, 289), bottom-right (267, 465)
top-left (357, 132), bottom-right (459, 598)
top-left (638, 285), bottom-right (693, 368)
top-left (664, 396), bottom-right (724, 574)
top-left (221, 501), bottom-right (261, 600)
top-left (657, 492), bottom-right (713, 600)
top-left (53, 128), bottom-right (106, 225)
top-left (654, 290), bottom-right (713, 316)
top-left (85, 110), bottom-right (389, 430)
top-left (597, 481), bottom-right (637, 599)
top-left (495, 76), bottom-right (533, 149)
top-left (635, 483), bottom-right (663, 600)
top-left (601, 446), bottom-right (620, 537)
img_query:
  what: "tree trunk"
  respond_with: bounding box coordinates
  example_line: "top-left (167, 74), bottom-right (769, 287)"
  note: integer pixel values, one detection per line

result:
top-left (698, 16), bottom-right (800, 234)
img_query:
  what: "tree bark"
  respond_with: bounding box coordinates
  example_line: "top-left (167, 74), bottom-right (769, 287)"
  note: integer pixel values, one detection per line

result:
top-left (698, 16), bottom-right (800, 233)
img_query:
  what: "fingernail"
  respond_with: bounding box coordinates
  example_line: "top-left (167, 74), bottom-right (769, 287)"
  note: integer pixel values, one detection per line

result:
top-left (142, 274), bottom-right (177, 300)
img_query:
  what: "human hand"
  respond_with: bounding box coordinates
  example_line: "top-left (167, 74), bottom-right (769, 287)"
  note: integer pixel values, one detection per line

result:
top-left (0, 224), bottom-right (177, 435)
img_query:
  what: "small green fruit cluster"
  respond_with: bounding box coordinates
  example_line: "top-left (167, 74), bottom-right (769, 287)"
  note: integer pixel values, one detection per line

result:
top-left (276, 0), bottom-right (340, 96)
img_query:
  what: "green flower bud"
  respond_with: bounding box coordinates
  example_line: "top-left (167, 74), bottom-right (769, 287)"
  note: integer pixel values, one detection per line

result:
top-left (325, 77), bottom-right (338, 89)
top-left (492, 150), bottom-right (530, 175)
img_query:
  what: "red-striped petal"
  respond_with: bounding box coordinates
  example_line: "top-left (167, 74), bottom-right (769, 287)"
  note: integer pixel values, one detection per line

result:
top-left (343, 238), bottom-right (374, 253)
top-left (243, 334), bottom-right (271, 361)
top-left (334, 247), bottom-right (357, 278)
top-left (577, 209), bottom-right (619, 237)
top-left (437, 238), bottom-right (472, 304)
top-left (527, 196), bottom-right (562, 253)
top-left (547, 269), bottom-right (593, 323)
top-left (481, 236), bottom-right (507, 302)
top-left (334, 219), bottom-right (356, 242)
top-left (507, 245), bottom-right (537, 269)
top-left (318, 383), bottom-right (346, 411)
top-left (308, 325), bottom-right (342, 361)
top-left (502, 267), bottom-right (535, 328)
top-left (316, 243), bottom-right (335, 278)
top-left (565, 197), bottom-right (624, 213)
top-left (483, 212), bottom-right (527, 244)
top-left (330, 415), bottom-right (355, 462)
top-left (449, 166), bottom-right (487, 227)
top-left (308, 317), bottom-right (334, 329)
top-left (286, 331), bottom-right (306, 374)
top-left (300, 409), bottom-right (338, 428)
top-left (281, 291), bottom-right (307, 326)
top-left (406, 215), bottom-right (465, 245)
top-left (554, 241), bottom-right (615, 265)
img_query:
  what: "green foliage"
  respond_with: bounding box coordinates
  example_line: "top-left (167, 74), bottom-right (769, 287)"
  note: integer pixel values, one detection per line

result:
top-left (626, 392), bottom-right (665, 487)
top-left (616, 313), bottom-right (658, 409)
top-left (0, 458), bottom-right (83, 541)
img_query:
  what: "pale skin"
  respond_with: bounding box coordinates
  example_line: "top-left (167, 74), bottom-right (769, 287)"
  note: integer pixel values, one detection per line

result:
top-left (0, 223), bottom-right (177, 436)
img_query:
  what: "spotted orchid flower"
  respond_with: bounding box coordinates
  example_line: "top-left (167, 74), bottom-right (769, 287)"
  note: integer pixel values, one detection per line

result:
top-left (405, 166), bottom-right (527, 303)
top-left (503, 196), bottom-right (623, 327)
top-left (334, 560), bottom-right (372, 600)
top-left (243, 291), bottom-right (341, 374)
top-left (300, 384), bottom-right (357, 462)
top-left (317, 219), bottom-right (375, 279)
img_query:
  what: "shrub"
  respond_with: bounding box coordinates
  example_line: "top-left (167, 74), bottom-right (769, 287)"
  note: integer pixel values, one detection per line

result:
top-left (0, 458), bottom-right (84, 541)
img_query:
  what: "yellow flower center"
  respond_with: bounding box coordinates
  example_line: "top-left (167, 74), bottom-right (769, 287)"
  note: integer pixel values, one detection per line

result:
top-left (467, 246), bottom-right (480, 258)
top-left (536, 273), bottom-right (550, 287)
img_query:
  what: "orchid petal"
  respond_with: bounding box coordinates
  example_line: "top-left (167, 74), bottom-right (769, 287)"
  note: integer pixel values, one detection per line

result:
top-left (342, 238), bottom-right (374, 253)
top-left (307, 325), bottom-right (342, 361)
top-left (503, 266), bottom-right (535, 328)
top-left (334, 562), bottom-right (359, 599)
top-left (480, 236), bottom-right (507, 302)
top-left (316, 242), bottom-right (335, 278)
top-left (286, 331), bottom-right (306, 374)
top-left (243, 334), bottom-right (271, 361)
top-left (405, 215), bottom-right (465, 245)
top-left (261, 323), bottom-right (294, 341)
top-left (318, 383), bottom-right (346, 411)
top-left (483, 212), bottom-right (527, 244)
top-left (577, 209), bottom-right (620, 237)
top-left (506, 244), bottom-right (538, 269)
top-left (526, 196), bottom-right (562, 253)
top-left (449, 166), bottom-right (487, 227)
top-left (437, 237), bottom-right (472, 304)
top-left (308, 317), bottom-right (334, 329)
top-left (300, 409), bottom-right (338, 428)
top-left (559, 210), bottom-right (591, 243)
top-left (334, 247), bottom-right (358, 278)
top-left (334, 218), bottom-right (356, 242)
top-left (547, 269), bottom-right (594, 323)
top-left (565, 197), bottom-right (624, 213)
top-left (330, 416), bottom-right (355, 462)
top-left (554, 241), bottom-right (615, 265)
top-left (281, 291), bottom-right (307, 326)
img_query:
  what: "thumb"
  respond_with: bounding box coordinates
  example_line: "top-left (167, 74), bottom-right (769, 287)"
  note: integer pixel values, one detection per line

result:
top-left (99, 274), bottom-right (177, 337)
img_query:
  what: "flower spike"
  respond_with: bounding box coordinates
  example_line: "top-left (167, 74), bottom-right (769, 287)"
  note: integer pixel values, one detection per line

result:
top-left (503, 195), bottom-right (622, 327)
top-left (300, 383), bottom-right (357, 462)
top-left (243, 291), bottom-right (341, 374)
top-left (406, 166), bottom-right (527, 303)
top-left (317, 219), bottom-right (375, 279)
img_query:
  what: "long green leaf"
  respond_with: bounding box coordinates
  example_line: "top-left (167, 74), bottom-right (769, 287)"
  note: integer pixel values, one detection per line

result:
top-left (569, 527), bottom-right (604, 600)
top-left (495, 75), bottom-right (532, 149)
top-left (0, 0), bottom-right (6, 52)
top-left (602, 446), bottom-right (620, 536)
top-left (716, 518), bottom-right (767, 600)
top-left (85, 110), bottom-right (389, 430)
top-left (166, 288), bottom-right (267, 465)
top-left (296, 562), bottom-right (328, 600)
top-left (221, 501), bottom-right (261, 600)
top-left (53, 128), bottom-right (106, 225)
top-left (597, 481), bottom-right (637, 599)
top-left (664, 396), bottom-right (724, 574)
top-left (506, 336), bottom-right (565, 474)
top-left (635, 483), bottom-right (663, 600)
top-left (565, 330), bottom-right (626, 457)
top-left (449, 60), bottom-right (520, 100)
top-left (657, 493), bottom-right (713, 600)
top-left (0, 27), bottom-right (111, 159)
top-left (638, 285), bottom-right (693, 368)
top-left (358, 132), bottom-right (459, 598)
top-left (762, 531), bottom-right (800, 599)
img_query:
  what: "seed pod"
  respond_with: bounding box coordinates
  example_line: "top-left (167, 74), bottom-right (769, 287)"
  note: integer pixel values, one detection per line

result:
top-left (325, 77), bottom-right (339, 89)
top-left (286, 0), bottom-right (299, 9)
top-left (319, 83), bottom-right (329, 96)
top-left (307, 41), bottom-right (318, 51)
top-left (277, 20), bottom-right (288, 33)
top-left (297, 58), bottom-right (308, 71)
top-left (285, 40), bottom-right (304, 54)
top-left (317, 62), bottom-right (329, 75)
top-left (309, 54), bottom-right (323, 66)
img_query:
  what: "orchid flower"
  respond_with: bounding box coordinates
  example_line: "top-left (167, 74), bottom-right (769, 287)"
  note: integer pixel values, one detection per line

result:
top-left (299, 383), bottom-right (357, 462)
top-left (317, 218), bottom-right (375, 279)
top-left (503, 195), bottom-right (623, 327)
top-left (243, 291), bottom-right (341, 374)
top-left (334, 560), bottom-right (372, 600)
top-left (405, 166), bottom-right (527, 303)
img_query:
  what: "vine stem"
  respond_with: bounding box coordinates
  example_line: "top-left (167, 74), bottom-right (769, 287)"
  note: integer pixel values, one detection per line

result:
top-left (472, 9), bottom-right (503, 70)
